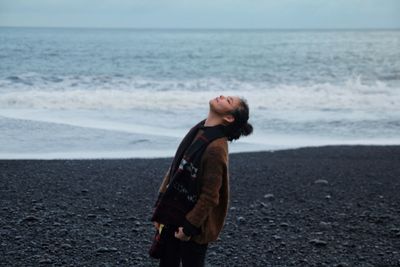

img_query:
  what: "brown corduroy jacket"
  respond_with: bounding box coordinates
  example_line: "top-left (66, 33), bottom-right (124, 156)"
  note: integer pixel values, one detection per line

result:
top-left (157, 134), bottom-right (229, 244)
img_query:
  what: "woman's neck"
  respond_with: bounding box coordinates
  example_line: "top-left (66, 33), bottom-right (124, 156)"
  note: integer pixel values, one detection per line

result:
top-left (204, 112), bottom-right (224, 127)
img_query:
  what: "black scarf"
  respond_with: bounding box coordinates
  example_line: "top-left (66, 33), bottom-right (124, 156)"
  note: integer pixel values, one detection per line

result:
top-left (151, 119), bottom-right (227, 226)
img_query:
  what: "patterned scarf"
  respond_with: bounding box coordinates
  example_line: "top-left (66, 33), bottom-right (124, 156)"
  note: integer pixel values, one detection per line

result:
top-left (151, 119), bottom-right (227, 226)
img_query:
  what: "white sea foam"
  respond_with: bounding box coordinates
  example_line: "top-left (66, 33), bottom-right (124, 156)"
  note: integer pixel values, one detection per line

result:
top-left (0, 150), bottom-right (177, 160)
top-left (0, 77), bottom-right (398, 112)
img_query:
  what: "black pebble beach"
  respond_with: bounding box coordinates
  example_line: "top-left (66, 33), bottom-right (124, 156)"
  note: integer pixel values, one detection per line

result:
top-left (1, 145), bottom-right (400, 266)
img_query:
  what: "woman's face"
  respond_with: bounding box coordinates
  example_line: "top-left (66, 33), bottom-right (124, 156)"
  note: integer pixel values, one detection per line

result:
top-left (209, 95), bottom-right (241, 116)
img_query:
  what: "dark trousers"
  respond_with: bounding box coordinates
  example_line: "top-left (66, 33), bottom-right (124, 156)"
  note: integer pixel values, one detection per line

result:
top-left (159, 225), bottom-right (208, 267)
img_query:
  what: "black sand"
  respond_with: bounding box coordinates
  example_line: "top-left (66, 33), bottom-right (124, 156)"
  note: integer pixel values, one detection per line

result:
top-left (1, 145), bottom-right (400, 266)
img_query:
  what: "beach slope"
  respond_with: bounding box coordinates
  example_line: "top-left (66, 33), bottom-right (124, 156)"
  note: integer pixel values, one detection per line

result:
top-left (1, 145), bottom-right (399, 266)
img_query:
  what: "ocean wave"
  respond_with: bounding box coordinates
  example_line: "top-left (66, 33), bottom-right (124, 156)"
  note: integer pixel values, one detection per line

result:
top-left (0, 75), bottom-right (398, 111)
top-left (0, 73), bottom-right (248, 92)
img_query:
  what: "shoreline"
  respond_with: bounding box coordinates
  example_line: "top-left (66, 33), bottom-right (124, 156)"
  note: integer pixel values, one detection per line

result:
top-left (1, 143), bottom-right (400, 160)
top-left (1, 145), bottom-right (400, 266)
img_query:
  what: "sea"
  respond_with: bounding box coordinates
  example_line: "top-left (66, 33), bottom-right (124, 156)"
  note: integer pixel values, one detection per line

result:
top-left (0, 27), bottom-right (399, 159)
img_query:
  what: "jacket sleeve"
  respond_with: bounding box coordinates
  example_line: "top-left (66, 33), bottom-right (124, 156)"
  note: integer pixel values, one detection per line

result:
top-left (153, 167), bottom-right (171, 208)
top-left (184, 145), bottom-right (226, 235)
top-left (158, 166), bottom-right (171, 193)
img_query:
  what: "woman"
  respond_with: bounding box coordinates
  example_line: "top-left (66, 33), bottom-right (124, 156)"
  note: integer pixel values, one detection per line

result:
top-left (151, 95), bottom-right (253, 267)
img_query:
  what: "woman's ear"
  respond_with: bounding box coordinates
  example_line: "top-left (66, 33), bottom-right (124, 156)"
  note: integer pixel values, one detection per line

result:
top-left (223, 114), bottom-right (235, 125)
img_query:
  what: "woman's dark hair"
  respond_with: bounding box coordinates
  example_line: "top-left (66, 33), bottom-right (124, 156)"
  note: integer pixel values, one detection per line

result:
top-left (225, 97), bottom-right (253, 141)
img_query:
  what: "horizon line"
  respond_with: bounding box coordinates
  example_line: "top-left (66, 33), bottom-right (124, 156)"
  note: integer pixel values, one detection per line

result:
top-left (1, 25), bottom-right (399, 31)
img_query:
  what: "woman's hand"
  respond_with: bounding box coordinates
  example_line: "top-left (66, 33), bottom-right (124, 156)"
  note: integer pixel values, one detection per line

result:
top-left (153, 221), bottom-right (160, 230)
top-left (174, 227), bottom-right (191, 241)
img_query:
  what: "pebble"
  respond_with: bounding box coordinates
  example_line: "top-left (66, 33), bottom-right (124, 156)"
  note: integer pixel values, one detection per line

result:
top-left (309, 239), bottom-right (328, 247)
top-left (20, 215), bottom-right (40, 223)
top-left (272, 235), bottom-right (282, 240)
top-left (263, 194), bottom-right (275, 200)
top-left (237, 216), bottom-right (246, 223)
top-left (314, 179), bottom-right (329, 185)
top-left (319, 221), bottom-right (331, 229)
top-left (96, 247), bottom-right (118, 253)
top-left (38, 258), bottom-right (53, 264)
top-left (61, 243), bottom-right (72, 249)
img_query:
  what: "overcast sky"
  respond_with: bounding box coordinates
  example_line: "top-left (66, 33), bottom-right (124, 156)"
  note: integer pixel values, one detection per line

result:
top-left (0, 0), bottom-right (399, 29)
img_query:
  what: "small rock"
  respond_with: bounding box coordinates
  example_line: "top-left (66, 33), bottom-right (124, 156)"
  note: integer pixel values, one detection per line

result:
top-left (237, 216), bottom-right (246, 223)
top-left (209, 251), bottom-right (217, 257)
top-left (263, 194), bottom-right (275, 200)
top-left (272, 235), bottom-right (282, 240)
top-left (280, 223), bottom-right (289, 228)
top-left (39, 258), bottom-right (52, 264)
top-left (309, 238), bottom-right (328, 247)
top-left (96, 247), bottom-right (118, 253)
top-left (87, 214), bottom-right (96, 219)
top-left (314, 179), bottom-right (329, 185)
top-left (319, 221), bottom-right (331, 229)
top-left (119, 258), bottom-right (129, 264)
top-left (61, 243), bottom-right (72, 249)
top-left (21, 215), bottom-right (39, 223)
